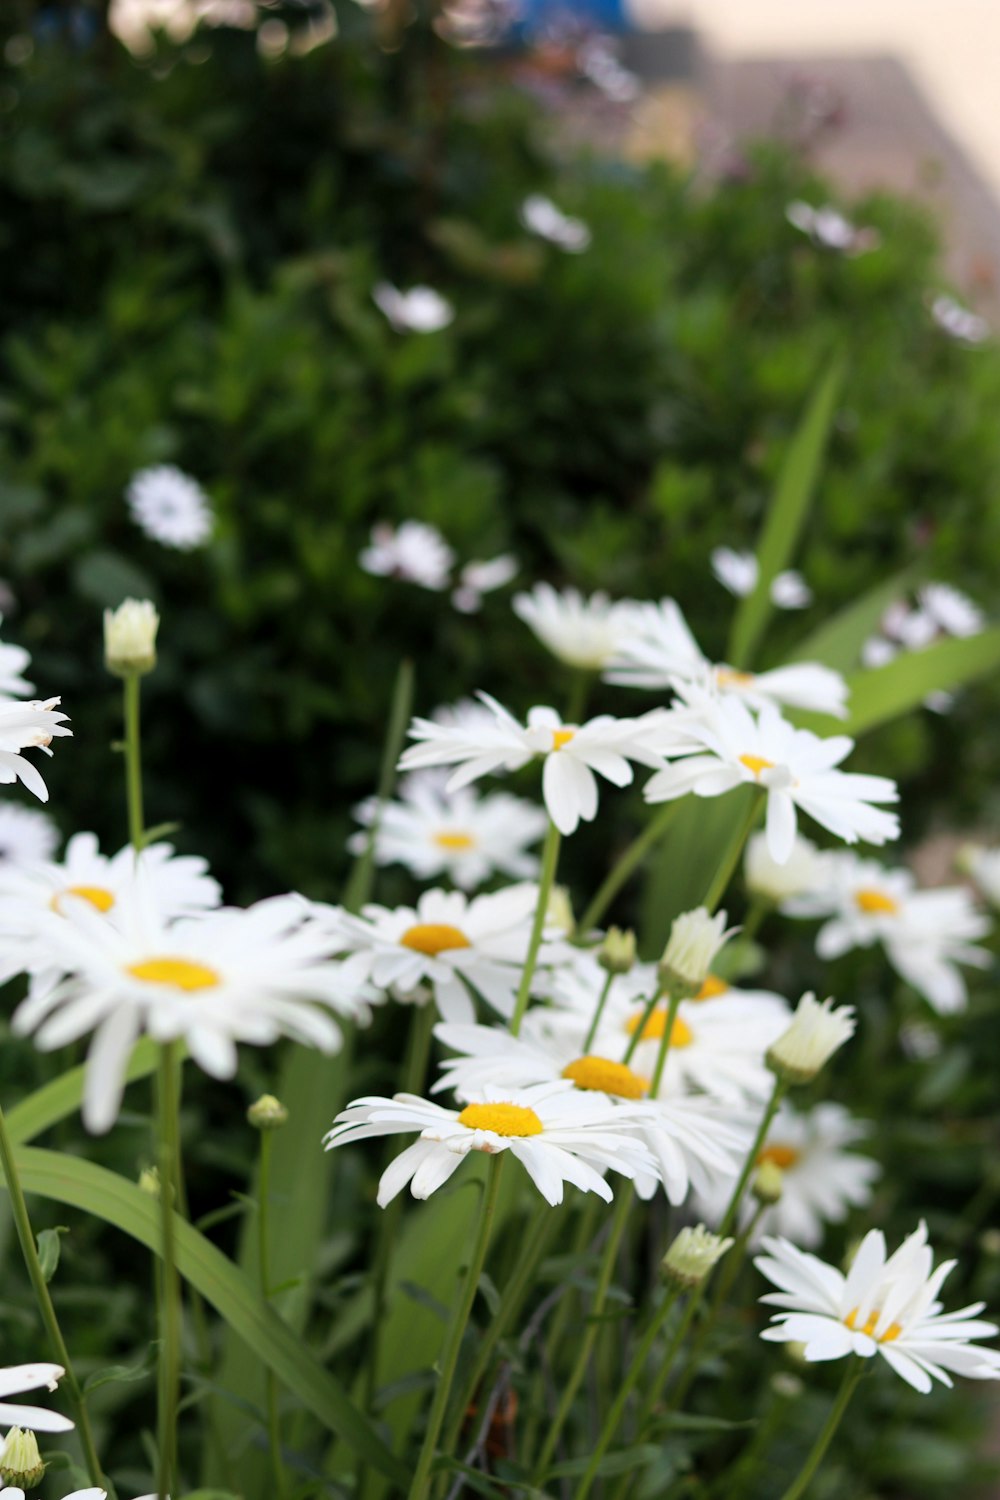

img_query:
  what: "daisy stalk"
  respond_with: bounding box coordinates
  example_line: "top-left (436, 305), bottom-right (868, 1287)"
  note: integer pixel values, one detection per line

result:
top-left (254, 1108), bottom-right (286, 1500)
top-left (778, 1358), bottom-right (866, 1500)
top-left (509, 819), bottom-right (561, 1037)
top-left (343, 658), bottom-right (415, 914)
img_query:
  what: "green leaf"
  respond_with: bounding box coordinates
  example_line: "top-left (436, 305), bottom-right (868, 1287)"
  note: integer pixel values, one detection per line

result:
top-left (7, 1146), bottom-right (407, 1488)
top-left (84, 1354), bottom-right (155, 1394)
top-left (546, 1443), bottom-right (661, 1479)
top-left (36, 1225), bottom-right (68, 1283)
top-left (728, 359), bottom-right (844, 668)
top-left (787, 563), bottom-right (925, 672)
top-left (835, 627), bottom-right (1000, 736)
top-left (5, 1038), bottom-right (164, 1145)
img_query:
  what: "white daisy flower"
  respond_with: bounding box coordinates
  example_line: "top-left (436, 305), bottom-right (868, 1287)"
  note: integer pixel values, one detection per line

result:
top-left (0, 698), bottom-right (72, 803)
top-left (710, 550), bottom-right (812, 610)
top-left (606, 598), bottom-right (846, 717)
top-left (126, 465), bottom-right (213, 550)
top-left (399, 693), bottom-right (674, 836)
top-left (512, 584), bottom-right (639, 671)
top-left (372, 282), bottom-right (454, 334)
top-left (695, 1101), bottom-right (880, 1249)
top-left (643, 696), bottom-right (899, 865)
top-left (783, 852), bottom-right (991, 1014)
top-left (451, 555), bottom-right (518, 614)
top-left (432, 1014), bottom-right (749, 1205)
top-left (307, 884), bottom-right (567, 1024)
top-left (860, 634), bottom-right (898, 669)
top-left (756, 1222), bottom-right (1000, 1392)
top-left (12, 881), bottom-right (372, 1133)
top-left (0, 804), bottom-right (58, 866)
top-left (0, 1363), bottom-right (72, 1432)
top-left (744, 830), bottom-right (830, 905)
top-left (930, 293), bottom-right (989, 346)
top-left (430, 698), bottom-right (503, 735)
top-left (359, 521), bottom-right (455, 592)
top-left (519, 195), bottom-right (592, 253)
top-left (786, 201), bottom-right (880, 256)
top-left (918, 583), bottom-right (984, 639)
top-left (349, 771), bottom-right (546, 891)
top-left (0, 619), bottom-right (33, 700)
top-left (324, 1080), bottom-right (656, 1206)
top-left (961, 844), bottom-right (1000, 910)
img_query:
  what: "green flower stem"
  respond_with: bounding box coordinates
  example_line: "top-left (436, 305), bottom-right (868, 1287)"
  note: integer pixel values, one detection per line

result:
top-left (510, 820), bottom-right (561, 1037)
top-left (564, 669), bottom-right (591, 726)
top-left (573, 1282), bottom-right (681, 1500)
top-left (582, 971), bottom-right (615, 1053)
top-left (621, 985), bottom-right (664, 1065)
top-left (155, 1041), bottom-right (182, 1500)
top-left (610, 1290), bottom-right (701, 1500)
top-left (701, 791), bottom-right (763, 915)
top-left (342, 658), bottom-right (415, 915)
top-left (531, 1185), bottom-right (633, 1483)
top-left (407, 1156), bottom-right (505, 1500)
top-left (649, 988), bottom-right (683, 1095)
top-left (778, 1359), bottom-right (865, 1500)
top-left (521, 1200), bottom-right (599, 1461)
top-left (123, 673), bottom-right (146, 852)
top-left (0, 1101), bottom-right (104, 1486)
top-left (257, 1130), bottom-right (285, 1500)
top-left (739, 895), bottom-right (772, 945)
top-left (576, 802), bottom-right (680, 937)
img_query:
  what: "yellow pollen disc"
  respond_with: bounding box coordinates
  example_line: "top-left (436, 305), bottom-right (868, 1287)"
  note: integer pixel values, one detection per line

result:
top-left (757, 1143), bottom-right (801, 1170)
top-left (433, 831), bottom-right (476, 851)
top-left (845, 1307), bottom-right (902, 1343)
top-left (717, 668), bottom-right (755, 688)
top-left (399, 923), bottom-right (472, 956)
top-left (126, 957), bottom-right (220, 991)
top-left (694, 974), bottom-right (729, 1001)
top-left (457, 1102), bottom-right (544, 1137)
top-left (739, 753), bottom-right (775, 778)
top-left (562, 1055), bottom-right (649, 1099)
top-left (51, 885), bottom-right (116, 915)
top-left (551, 728), bottom-right (575, 751)
top-left (626, 1006), bottom-right (694, 1048)
top-left (855, 887), bottom-right (900, 916)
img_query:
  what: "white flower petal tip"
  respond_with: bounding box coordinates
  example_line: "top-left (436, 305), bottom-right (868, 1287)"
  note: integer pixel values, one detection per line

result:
top-left (359, 521), bottom-right (455, 592)
top-left (372, 283), bottom-right (454, 333)
top-left (519, 195), bottom-right (592, 252)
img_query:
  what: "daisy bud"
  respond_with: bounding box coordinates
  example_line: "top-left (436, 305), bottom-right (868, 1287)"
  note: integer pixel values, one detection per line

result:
top-left (658, 907), bottom-right (732, 997)
top-left (770, 1372), bottom-right (804, 1400)
top-left (752, 1159), bottom-right (785, 1206)
top-left (598, 926), bottom-right (636, 975)
top-left (1, 1428), bottom-right (46, 1487)
top-left (138, 1166), bottom-right (161, 1197)
top-left (766, 992), bottom-right (856, 1085)
top-left (103, 598), bottom-right (159, 677)
top-left (248, 1093), bottom-right (289, 1131)
top-left (662, 1224), bottom-right (733, 1290)
top-left (546, 885), bottom-right (575, 936)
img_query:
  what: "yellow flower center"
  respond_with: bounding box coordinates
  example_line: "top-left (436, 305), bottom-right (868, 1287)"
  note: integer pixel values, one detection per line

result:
top-left (739, 754), bottom-right (775, 778)
top-left (561, 1055), bottom-right (649, 1099)
top-left (433, 831), bottom-right (476, 852)
top-left (855, 888), bottom-right (900, 916)
top-left (457, 1103), bottom-right (544, 1137)
top-left (626, 1006), bottom-right (694, 1048)
top-left (693, 974), bottom-right (729, 1001)
top-left (551, 728), bottom-right (575, 751)
top-left (717, 668), bottom-right (755, 688)
top-left (845, 1307), bottom-right (902, 1343)
top-left (756, 1143), bottom-right (801, 1170)
top-left (51, 885), bottom-right (116, 915)
top-left (399, 923), bottom-right (472, 956)
top-left (126, 957), bottom-right (221, 991)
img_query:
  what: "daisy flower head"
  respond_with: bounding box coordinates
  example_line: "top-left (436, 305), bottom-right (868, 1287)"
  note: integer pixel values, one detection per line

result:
top-left (930, 293), bottom-right (989, 346)
top-left (372, 282), bottom-right (454, 334)
top-left (918, 582), bottom-right (984, 639)
top-left (0, 699), bottom-right (72, 803)
top-left (961, 843), bottom-right (1000, 910)
top-left (0, 1363), bottom-right (72, 1432)
top-left (349, 771), bottom-right (547, 892)
top-left (103, 598), bottom-right (159, 678)
top-left (784, 851), bottom-right (992, 1014)
top-left (663, 1225), bottom-right (733, 1289)
top-left (359, 521), bottom-right (455, 592)
top-left (12, 880), bottom-right (372, 1133)
top-left (451, 555), bottom-right (518, 614)
top-left (659, 905), bottom-right (735, 993)
top-left (710, 549), bottom-right (812, 610)
top-left (756, 1222), bottom-right (1000, 1392)
top-left (126, 465), bottom-right (213, 550)
top-left (399, 693), bottom-right (672, 835)
top-left (766, 992), bottom-right (855, 1084)
top-left (512, 584), bottom-right (638, 671)
top-left (643, 697), bottom-right (898, 865)
top-left (0, 620), bottom-right (33, 700)
top-left (0, 804), bottom-right (58, 866)
top-left (786, 200), bottom-right (880, 255)
top-left (325, 1080), bottom-right (656, 1206)
top-left (309, 884), bottom-right (567, 1024)
top-left (519, 195), bottom-right (592, 252)
top-left (606, 598), bottom-right (846, 717)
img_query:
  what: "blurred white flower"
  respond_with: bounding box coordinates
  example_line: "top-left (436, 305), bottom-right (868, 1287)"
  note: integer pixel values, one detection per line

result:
top-left (786, 201), bottom-right (880, 256)
top-left (451, 555), bottom-right (518, 613)
top-left (519, 195), bottom-right (591, 253)
top-left (860, 634), bottom-right (898, 669)
top-left (930, 293), bottom-right (989, 346)
top-left (126, 465), bottom-right (213, 550)
top-left (918, 583), bottom-right (984, 639)
top-left (359, 521), bottom-right (455, 591)
top-left (745, 830), bottom-right (829, 904)
top-left (962, 844), bottom-right (1000, 909)
top-left (710, 549), bottom-right (812, 609)
top-left (0, 698), bottom-right (72, 803)
top-left (373, 282), bottom-right (454, 333)
top-left (514, 584), bottom-right (638, 670)
top-left (0, 619), bottom-right (33, 700)
top-left (0, 804), bottom-right (58, 866)
top-left (577, 37), bottom-right (640, 103)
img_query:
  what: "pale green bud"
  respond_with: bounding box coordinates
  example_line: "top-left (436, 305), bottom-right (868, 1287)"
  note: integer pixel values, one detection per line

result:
top-left (1, 1428), bottom-right (46, 1488)
top-left (248, 1094), bottom-right (289, 1131)
top-left (658, 907), bottom-right (732, 996)
top-left (104, 598), bottom-right (159, 677)
top-left (661, 1224), bottom-right (733, 1290)
top-left (752, 1160), bottom-right (785, 1206)
top-left (598, 927), bottom-right (636, 975)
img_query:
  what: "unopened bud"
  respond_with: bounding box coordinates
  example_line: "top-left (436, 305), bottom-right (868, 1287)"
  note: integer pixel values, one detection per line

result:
top-left (658, 907), bottom-right (733, 997)
top-left (546, 885), bottom-right (574, 936)
top-left (248, 1094), bottom-right (289, 1131)
top-left (770, 1372), bottom-right (804, 1400)
top-left (766, 993), bottom-right (855, 1085)
top-left (0, 1428), bottom-right (46, 1487)
top-left (104, 598), bottom-right (159, 677)
top-left (598, 927), bottom-right (636, 975)
top-left (752, 1160), bottom-right (785, 1206)
top-left (661, 1224), bottom-right (733, 1290)
top-left (138, 1166), bottom-right (161, 1198)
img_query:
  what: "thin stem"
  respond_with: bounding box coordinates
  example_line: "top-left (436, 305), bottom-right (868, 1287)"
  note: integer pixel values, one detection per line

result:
top-left (778, 1360), bottom-right (865, 1500)
top-left (521, 1200), bottom-right (598, 1460)
top-left (258, 1131), bottom-right (285, 1500)
top-left (577, 802), bottom-right (680, 937)
top-left (612, 1289), bottom-right (699, 1498)
top-left (123, 673), bottom-right (145, 852)
top-left (155, 1043), bottom-right (182, 1500)
top-left (717, 1076), bottom-right (786, 1241)
top-left (342, 658), bottom-right (415, 914)
top-left (574, 1283), bottom-right (681, 1500)
top-left (701, 791), bottom-right (763, 915)
top-left (740, 896), bottom-right (772, 945)
top-left (582, 971), bottom-right (615, 1053)
top-left (564, 669), bottom-right (591, 726)
top-left (532, 1186), bottom-right (632, 1482)
top-left (622, 987), bottom-right (661, 1065)
top-left (510, 821), bottom-right (561, 1037)
top-left (649, 988), bottom-right (682, 1096)
top-left (0, 1104), bottom-right (104, 1485)
top-left (407, 1157), bottom-right (505, 1500)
